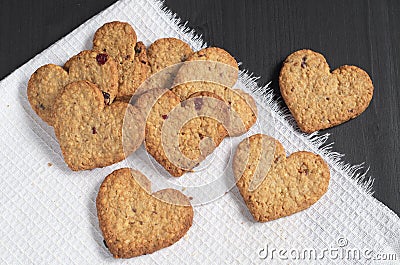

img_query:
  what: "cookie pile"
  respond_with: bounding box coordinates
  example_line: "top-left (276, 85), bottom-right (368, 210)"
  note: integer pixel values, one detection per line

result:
top-left (27, 21), bottom-right (338, 259)
top-left (28, 22), bottom-right (149, 170)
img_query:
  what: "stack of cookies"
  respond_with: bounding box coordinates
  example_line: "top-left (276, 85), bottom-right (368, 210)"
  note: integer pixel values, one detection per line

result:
top-left (28, 22), bottom-right (149, 170)
top-left (27, 21), bottom-right (378, 259)
top-left (26, 21), bottom-right (261, 258)
top-left (27, 21), bottom-right (258, 175)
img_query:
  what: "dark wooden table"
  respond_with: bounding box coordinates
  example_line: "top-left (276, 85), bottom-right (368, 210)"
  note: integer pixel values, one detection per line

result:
top-left (0, 0), bottom-right (398, 215)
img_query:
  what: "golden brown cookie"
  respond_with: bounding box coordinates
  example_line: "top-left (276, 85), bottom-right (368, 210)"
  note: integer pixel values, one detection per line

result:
top-left (117, 41), bottom-right (151, 100)
top-left (52, 81), bottom-right (144, 170)
top-left (93, 21), bottom-right (137, 62)
top-left (172, 47), bottom-right (238, 91)
top-left (96, 168), bottom-right (193, 258)
top-left (171, 47), bottom-right (255, 136)
top-left (279, 49), bottom-right (374, 133)
top-left (147, 37), bottom-right (193, 73)
top-left (136, 88), bottom-right (229, 177)
top-left (172, 85), bottom-right (257, 136)
top-left (93, 21), bottom-right (150, 100)
top-left (183, 47), bottom-right (239, 87)
top-left (234, 134), bottom-right (330, 222)
top-left (179, 91), bottom-right (230, 162)
top-left (188, 47), bottom-right (237, 67)
top-left (186, 91), bottom-right (228, 144)
top-left (27, 50), bottom-right (118, 124)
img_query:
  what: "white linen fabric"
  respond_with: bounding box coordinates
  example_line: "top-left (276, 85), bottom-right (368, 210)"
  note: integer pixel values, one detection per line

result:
top-left (0, 0), bottom-right (398, 264)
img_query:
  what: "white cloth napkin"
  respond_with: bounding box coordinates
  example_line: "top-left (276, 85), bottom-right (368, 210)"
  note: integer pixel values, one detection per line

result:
top-left (0, 0), bottom-right (399, 264)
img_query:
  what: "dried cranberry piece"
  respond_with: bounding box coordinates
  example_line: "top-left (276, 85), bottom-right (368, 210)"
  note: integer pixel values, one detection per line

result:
top-left (96, 53), bottom-right (108, 65)
top-left (92, 127), bottom-right (97, 134)
top-left (162, 114), bottom-right (168, 120)
top-left (194, 98), bottom-right (203, 111)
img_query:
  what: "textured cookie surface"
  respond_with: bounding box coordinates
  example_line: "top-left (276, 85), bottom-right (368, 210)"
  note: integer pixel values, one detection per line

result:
top-left (136, 88), bottom-right (228, 177)
top-left (93, 21), bottom-right (137, 62)
top-left (27, 50), bottom-right (118, 124)
top-left (234, 134), bottom-right (330, 222)
top-left (96, 168), bottom-right (193, 258)
top-left (187, 47), bottom-right (238, 84)
top-left (187, 47), bottom-right (238, 87)
top-left (279, 49), bottom-right (374, 133)
top-left (172, 85), bottom-right (257, 136)
top-left (63, 50), bottom-right (119, 104)
top-left (147, 38), bottom-right (193, 73)
top-left (93, 21), bottom-right (150, 100)
top-left (188, 47), bottom-right (237, 67)
top-left (52, 81), bottom-right (144, 170)
top-left (171, 47), bottom-right (255, 136)
top-left (118, 41), bottom-right (151, 100)
top-left (173, 47), bottom-right (239, 89)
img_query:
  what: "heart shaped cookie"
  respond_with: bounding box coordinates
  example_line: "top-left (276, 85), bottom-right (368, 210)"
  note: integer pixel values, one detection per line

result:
top-left (172, 47), bottom-right (239, 92)
top-left (93, 21), bottom-right (151, 100)
top-left (279, 49), bottom-right (373, 133)
top-left (96, 168), bottom-right (193, 258)
top-left (145, 38), bottom-right (193, 89)
top-left (27, 50), bottom-right (118, 124)
top-left (171, 47), bottom-right (257, 136)
top-left (147, 37), bottom-right (193, 74)
top-left (135, 88), bottom-right (230, 177)
top-left (234, 134), bottom-right (330, 222)
top-left (172, 84), bottom-right (257, 136)
top-left (52, 81), bottom-right (144, 170)
top-left (184, 47), bottom-right (239, 87)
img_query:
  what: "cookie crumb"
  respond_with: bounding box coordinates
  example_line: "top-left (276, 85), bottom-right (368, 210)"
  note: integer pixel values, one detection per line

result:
top-left (47, 163), bottom-right (52, 167)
